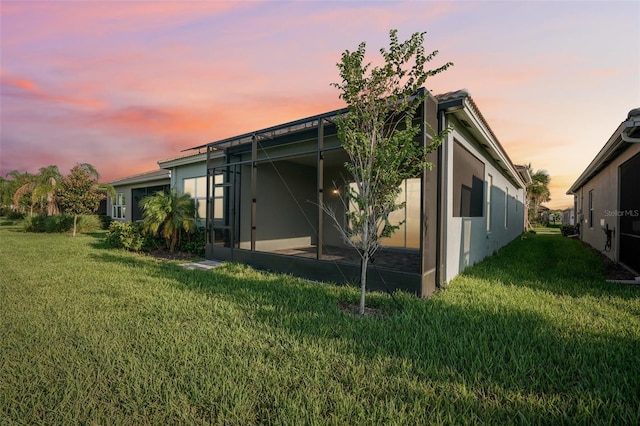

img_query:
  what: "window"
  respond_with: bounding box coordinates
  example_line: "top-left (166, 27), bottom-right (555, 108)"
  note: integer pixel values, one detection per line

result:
top-left (184, 176), bottom-right (207, 220)
top-left (588, 190), bottom-right (594, 228)
top-left (453, 141), bottom-right (484, 217)
top-left (112, 192), bottom-right (126, 219)
top-left (504, 187), bottom-right (509, 228)
top-left (486, 174), bottom-right (492, 231)
top-left (212, 173), bottom-right (225, 220)
top-left (348, 178), bottom-right (420, 249)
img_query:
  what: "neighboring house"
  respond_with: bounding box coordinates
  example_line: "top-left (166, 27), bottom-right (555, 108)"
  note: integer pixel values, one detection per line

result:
top-left (157, 150), bottom-right (215, 226)
top-left (107, 169), bottom-right (170, 222)
top-left (567, 108), bottom-right (640, 275)
top-left (562, 207), bottom-right (575, 226)
top-left (174, 89), bottom-right (528, 297)
top-left (536, 205), bottom-right (550, 224)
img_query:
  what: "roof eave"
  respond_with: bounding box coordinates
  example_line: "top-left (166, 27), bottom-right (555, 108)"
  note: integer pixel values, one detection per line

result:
top-left (439, 93), bottom-right (527, 189)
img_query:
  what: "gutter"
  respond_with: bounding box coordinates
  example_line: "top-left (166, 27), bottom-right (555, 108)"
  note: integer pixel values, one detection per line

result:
top-left (621, 108), bottom-right (640, 143)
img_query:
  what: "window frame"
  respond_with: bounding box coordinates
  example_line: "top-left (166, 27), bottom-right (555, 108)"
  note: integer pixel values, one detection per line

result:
top-left (183, 176), bottom-right (207, 220)
top-left (111, 192), bottom-right (126, 219)
top-left (588, 189), bottom-right (594, 228)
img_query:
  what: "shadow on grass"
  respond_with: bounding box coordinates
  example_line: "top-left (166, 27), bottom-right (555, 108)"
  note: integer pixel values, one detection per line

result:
top-left (462, 234), bottom-right (640, 299)
top-left (89, 245), bottom-right (640, 421)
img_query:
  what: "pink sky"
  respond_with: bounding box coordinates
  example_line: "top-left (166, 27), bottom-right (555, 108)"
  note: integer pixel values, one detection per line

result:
top-left (1, 1), bottom-right (638, 209)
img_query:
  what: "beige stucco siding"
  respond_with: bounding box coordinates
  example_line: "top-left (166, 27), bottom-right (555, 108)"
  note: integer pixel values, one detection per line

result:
top-left (574, 143), bottom-right (640, 263)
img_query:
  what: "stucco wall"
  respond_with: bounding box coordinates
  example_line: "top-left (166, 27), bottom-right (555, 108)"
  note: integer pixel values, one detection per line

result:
top-left (238, 159), bottom-right (318, 251)
top-left (444, 120), bottom-right (526, 283)
top-left (108, 179), bottom-right (170, 222)
top-left (574, 143), bottom-right (640, 263)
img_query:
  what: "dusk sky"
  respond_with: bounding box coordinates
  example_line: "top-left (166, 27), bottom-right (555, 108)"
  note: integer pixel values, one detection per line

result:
top-left (1, 1), bottom-right (638, 209)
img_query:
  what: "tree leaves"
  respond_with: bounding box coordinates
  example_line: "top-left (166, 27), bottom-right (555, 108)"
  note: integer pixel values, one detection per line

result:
top-left (328, 29), bottom-right (452, 313)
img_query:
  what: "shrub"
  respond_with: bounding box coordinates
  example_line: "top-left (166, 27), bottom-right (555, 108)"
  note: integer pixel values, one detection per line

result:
top-left (44, 215), bottom-right (74, 233)
top-left (98, 215), bottom-right (113, 230)
top-left (23, 214), bottom-right (74, 233)
top-left (76, 215), bottom-right (102, 234)
top-left (561, 224), bottom-right (576, 236)
top-left (105, 221), bottom-right (161, 252)
top-left (0, 206), bottom-right (24, 220)
top-left (105, 221), bottom-right (144, 251)
top-left (178, 227), bottom-right (206, 256)
top-left (23, 215), bottom-right (47, 232)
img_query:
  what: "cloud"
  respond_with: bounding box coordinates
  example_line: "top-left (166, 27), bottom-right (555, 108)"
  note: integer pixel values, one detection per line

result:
top-left (1, 74), bottom-right (105, 109)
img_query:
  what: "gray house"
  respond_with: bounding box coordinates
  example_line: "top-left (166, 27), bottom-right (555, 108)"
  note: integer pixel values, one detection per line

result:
top-left (567, 108), bottom-right (640, 275)
top-left (107, 169), bottom-right (170, 222)
top-left (107, 89), bottom-right (529, 297)
top-left (188, 89), bottom-right (529, 297)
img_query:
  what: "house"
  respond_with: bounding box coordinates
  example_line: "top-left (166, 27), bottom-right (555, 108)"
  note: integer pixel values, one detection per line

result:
top-left (106, 89), bottom-right (529, 297)
top-left (562, 207), bottom-right (575, 226)
top-left (187, 89), bottom-right (528, 297)
top-left (108, 169), bottom-right (170, 222)
top-left (567, 108), bottom-right (640, 275)
top-left (536, 205), bottom-right (550, 224)
top-left (157, 150), bottom-right (209, 225)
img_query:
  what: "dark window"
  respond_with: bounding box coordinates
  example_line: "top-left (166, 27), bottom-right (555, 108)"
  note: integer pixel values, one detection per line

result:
top-left (453, 141), bottom-right (485, 217)
top-left (588, 190), bottom-right (594, 228)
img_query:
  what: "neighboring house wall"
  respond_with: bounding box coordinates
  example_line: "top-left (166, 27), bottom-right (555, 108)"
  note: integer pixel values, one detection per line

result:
top-left (159, 151), bottom-right (219, 226)
top-left (573, 144), bottom-right (640, 266)
top-left (107, 171), bottom-right (170, 222)
top-left (562, 208), bottom-right (575, 225)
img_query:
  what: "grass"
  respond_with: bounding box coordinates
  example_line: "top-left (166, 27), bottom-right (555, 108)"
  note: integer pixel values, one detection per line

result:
top-left (531, 224), bottom-right (562, 234)
top-left (1, 224), bottom-right (639, 424)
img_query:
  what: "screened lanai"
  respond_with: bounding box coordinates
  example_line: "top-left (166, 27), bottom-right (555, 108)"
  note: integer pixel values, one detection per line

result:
top-left (200, 94), bottom-right (441, 296)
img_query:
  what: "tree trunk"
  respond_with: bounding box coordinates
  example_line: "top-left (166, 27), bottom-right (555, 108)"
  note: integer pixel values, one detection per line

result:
top-left (359, 253), bottom-right (369, 316)
top-left (73, 214), bottom-right (77, 237)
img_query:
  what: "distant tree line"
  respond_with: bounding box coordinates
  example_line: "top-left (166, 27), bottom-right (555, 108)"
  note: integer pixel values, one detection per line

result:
top-left (1, 163), bottom-right (114, 236)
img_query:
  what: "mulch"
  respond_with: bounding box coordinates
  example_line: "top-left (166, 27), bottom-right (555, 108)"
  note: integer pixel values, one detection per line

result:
top-left (581, 242), bottom-right (638, 281)
top-left (148, 249), bottom-right (200, 262)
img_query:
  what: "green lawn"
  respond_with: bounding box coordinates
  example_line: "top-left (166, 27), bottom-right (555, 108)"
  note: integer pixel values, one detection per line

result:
top-left (531, 225), bottom-right (561, 234)
top-left (1, 224), bottom-right (639, 424)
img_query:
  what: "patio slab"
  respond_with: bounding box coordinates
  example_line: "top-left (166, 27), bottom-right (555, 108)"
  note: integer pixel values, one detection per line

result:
top-left (180, 259), bottom-right (224, 271)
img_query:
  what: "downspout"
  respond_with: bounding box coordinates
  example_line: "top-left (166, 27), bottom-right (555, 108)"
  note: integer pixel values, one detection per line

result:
top-left (436, 109), bottom-right (447, 287)
top-left (251, 134), bottom-right (257, 251)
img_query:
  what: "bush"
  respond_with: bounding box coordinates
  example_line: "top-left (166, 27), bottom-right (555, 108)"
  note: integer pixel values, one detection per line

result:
top-left (23, 214), bottom-right (74, 233)
top-left (105, 221), bottom-right (144, 251)
top-left (44, 215), bottom-right (74, 233)
top-left (98, 215), bottom-right (113, 230)
top-left (561, 224), bottom-right (577, 236)
top-left (178, 227), bottom-right (206, 256)
top-left (5, 210), bottom-right (25, 220)
top-left (105, 221), bottom-right (161, 252)
top-left (23, 215), bottom-right (47, 232)
top-left (76, 215), bottom-right (102, 234)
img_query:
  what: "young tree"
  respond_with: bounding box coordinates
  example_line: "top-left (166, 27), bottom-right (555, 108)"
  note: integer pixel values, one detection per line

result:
top-left (139, 190), bottom-right (196, 253)
top-left (328, 29), bottom-right (452, 315)
top-left (56, 163), bottom-right (114, 236)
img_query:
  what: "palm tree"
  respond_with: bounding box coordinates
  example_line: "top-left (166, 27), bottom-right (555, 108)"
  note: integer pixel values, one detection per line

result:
top-left (526, 164), bottom-right (551, 225)
top-left (139, 190), bottom-right (196, 253)
top-left (9, 170), bottom-right (37, 215)
top-left (12, 166), bottom-right (62, 216)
